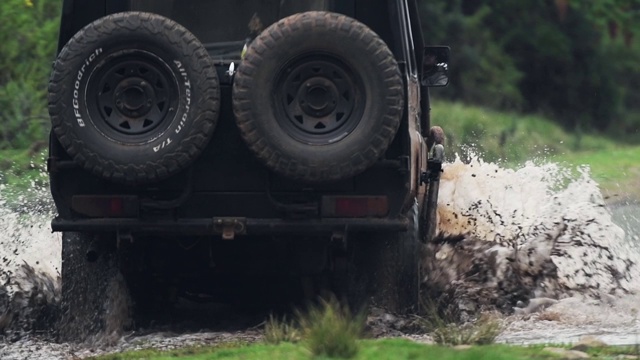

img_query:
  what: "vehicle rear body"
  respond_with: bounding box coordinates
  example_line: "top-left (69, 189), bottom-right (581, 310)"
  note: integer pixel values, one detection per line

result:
top-left (49, 0), bottom-right (431, 239)
top-left (50, 2), bottom-right (451, 338)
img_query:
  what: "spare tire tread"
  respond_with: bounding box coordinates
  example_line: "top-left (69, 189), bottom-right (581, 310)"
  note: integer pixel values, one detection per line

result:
top-left (49, 12), bottom-right (219, 185)
top-left (233, 11), bottom-right (403, 182)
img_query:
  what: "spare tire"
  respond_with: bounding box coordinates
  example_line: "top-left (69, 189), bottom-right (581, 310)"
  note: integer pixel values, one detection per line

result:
top-left (48, 12), bottom-right (220, 185)
top-left (233, 11), bottom-right (404, 183)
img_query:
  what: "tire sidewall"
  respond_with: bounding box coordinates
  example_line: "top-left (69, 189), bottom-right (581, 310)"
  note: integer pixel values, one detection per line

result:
top-left (233, 12), bottom-right (403, 181)
top-left (49, 12), bottom-right (219, 184)
top-left (56, 31), bottom-right (194, 165)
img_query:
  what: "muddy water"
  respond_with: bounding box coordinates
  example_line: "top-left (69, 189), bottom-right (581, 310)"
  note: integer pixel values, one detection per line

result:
top-left (501, 199), bottom-right (640, 346)
top-left (1, 156), bottom-right (639, 357)
top-left (437, 156), bottom-right (640, 345)
top-left (0, 182), bottom-right (61, 301)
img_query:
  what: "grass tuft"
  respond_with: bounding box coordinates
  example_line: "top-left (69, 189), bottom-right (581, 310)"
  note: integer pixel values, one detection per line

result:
top-left (264, 314), bottom-right (302, 345)
top-left (262, 297), bottom-right (365, 358)
top-left (430, 313), bottom-right (502, 346)
top-left (417, 300), bottom-right (503, 346)
top-left (297, 297), bottom-right (364, 359)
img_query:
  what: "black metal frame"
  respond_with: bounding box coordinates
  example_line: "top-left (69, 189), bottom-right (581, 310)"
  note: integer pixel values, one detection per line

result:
top-left (51, 216), bottom-right (410, 234)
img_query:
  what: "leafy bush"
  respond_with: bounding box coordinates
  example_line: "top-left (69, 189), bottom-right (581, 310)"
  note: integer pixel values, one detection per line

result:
top-left (601, 39), bottom-right (640, 141)
top-left (420, 1), bottom-right (524, 111)
top-left (0, 0), bottom-right (61, 150)
top-left (421, 0), bottom-right (640, 137)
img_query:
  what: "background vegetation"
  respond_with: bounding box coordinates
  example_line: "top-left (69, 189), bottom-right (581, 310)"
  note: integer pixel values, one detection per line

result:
top-left (420, 0), bottom-right (640, 140)
top-left (0, 0), bottom-right (59, 151)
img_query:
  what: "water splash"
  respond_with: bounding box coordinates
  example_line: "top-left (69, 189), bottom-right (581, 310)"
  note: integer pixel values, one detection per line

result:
top-left (437, 155), bottom-right (639, 295)
top-left (429, 154), bottom-right (640, 344)
top-left (0, 164), bottom-right (61, 338)
top-left (0, 171), bottom-right (60, 280)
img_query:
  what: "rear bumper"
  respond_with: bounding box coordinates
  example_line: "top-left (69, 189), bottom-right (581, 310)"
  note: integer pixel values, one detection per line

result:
top-left (51, 216), bottom-right (410, 235)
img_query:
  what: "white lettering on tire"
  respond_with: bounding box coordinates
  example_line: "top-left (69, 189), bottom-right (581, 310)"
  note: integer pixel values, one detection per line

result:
top-left (153, 137), bottom-right (172, 152)
top-left (73, 48), bottom-right (103, 127)
top-left (152, 61), bottom-right (191, 153)
top-left (173, 60), bottom-right (191, 135)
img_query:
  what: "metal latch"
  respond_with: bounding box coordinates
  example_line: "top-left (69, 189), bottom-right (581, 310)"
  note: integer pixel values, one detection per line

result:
top-left (420, 144), bottom-right (444, 185)
top-left (213, 217), bottom-right (246, 240)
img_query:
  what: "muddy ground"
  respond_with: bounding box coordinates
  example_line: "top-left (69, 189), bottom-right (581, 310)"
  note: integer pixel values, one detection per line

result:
top-left (0, 293), bottom-right (432, 360)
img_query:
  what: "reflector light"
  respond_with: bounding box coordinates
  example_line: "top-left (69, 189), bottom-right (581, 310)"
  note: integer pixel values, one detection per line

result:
top-left (321, 196), bottom-right (389, 218)
top-left (71, 195), bottom-right (139, 218)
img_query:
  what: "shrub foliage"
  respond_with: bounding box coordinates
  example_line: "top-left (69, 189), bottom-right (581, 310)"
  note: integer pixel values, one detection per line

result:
top-left (420, 0), bottom-right (640, 136)
top-left (0, 0), bottom-right (60, 150)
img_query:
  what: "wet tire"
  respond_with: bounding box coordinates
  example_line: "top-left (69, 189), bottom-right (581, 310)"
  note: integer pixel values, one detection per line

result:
top-left (48, 12), bottom-right (220, 185)
top-left (233, 11), bottom-right (403, 183)
top-left (58, 232), bottom-right (131, 343)
top-left (348, 200), bottom-right (422, 313)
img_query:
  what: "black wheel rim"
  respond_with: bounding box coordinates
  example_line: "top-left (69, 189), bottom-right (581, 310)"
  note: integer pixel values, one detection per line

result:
top-left (274, 55), bottom-right (365, 145)
top-left (86, 50), bottom-right (179, 143)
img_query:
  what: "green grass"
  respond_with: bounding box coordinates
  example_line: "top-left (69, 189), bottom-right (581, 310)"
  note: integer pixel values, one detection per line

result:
top-left (0, 147), bottom-right (50, 209)
top-left (87, 338), bottom-right (640, 360)
top-left (431, 101), bottom-right (618, 164)
top-left (551, 146), bottom-right (640, 201)
top-left (0, 148), bottom-right (48, 190)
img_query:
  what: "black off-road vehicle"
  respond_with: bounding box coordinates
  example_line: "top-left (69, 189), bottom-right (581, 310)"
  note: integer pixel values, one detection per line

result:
top-left (48, 0), bottom-right (448, 340)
